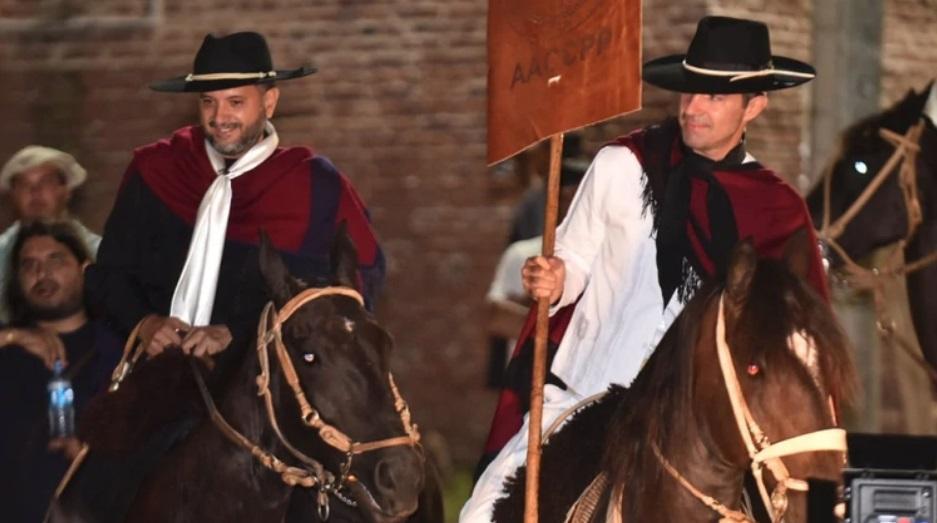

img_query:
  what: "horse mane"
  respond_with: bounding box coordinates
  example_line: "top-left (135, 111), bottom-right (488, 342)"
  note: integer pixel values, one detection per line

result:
top-left (742, 259), bottom-right (857, 410)
top-left (601, 282), bottom-right (718, 517)
top-left (603, 258), bottom-right (857, 518)
top-left (78, 350), bottom-right (207, 455)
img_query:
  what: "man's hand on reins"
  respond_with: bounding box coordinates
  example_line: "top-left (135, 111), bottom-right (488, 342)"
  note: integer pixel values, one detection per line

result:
top-left (181, 325), bottom-right (232, 358)
top-left (138, 315), bottom-right (190, 357)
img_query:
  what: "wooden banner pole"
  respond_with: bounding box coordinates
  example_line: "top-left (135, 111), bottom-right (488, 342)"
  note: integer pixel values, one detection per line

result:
top-left (523, 132), bottom-right (564, 523)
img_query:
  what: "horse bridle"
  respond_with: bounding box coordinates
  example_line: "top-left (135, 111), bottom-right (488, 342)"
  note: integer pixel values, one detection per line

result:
top-left (817, 117), bottom-right (937, 385)
top-left (818, 119), bottom-right (927, 259)
top-left (818, 117), bottom-right (937, 280)
top-left (115, 286), bottom-right (421, 520)
top-left (654, 295), bottom-right (847, 522)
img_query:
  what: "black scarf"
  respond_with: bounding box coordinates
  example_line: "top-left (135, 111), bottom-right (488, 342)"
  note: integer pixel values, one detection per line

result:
top-left (656, 138), bottom-right (745, 306)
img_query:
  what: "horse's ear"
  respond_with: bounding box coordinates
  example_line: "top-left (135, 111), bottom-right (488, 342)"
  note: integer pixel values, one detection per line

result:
top-left (782, 227), bottom-right (812, 279)
top-left (258, 231), bottom-right (302, 306)
top-left (331, 222), bottom-right (360, 290)
top-left (726, 238), bottom-right (757, 303)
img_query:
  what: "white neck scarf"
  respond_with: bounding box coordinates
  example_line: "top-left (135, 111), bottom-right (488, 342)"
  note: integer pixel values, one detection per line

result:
top-left (169, 121), bottom-right (279, 326)
top-left (925, 82), bottom-right (937, 128)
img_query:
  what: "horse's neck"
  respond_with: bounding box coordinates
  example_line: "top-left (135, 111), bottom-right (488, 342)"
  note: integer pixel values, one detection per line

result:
top-left (902, 118), bottom-right (937, 370)
top-left (654, 427), bottom-right (747, 519)
top-left (220, 358), bottom-right (282, 453)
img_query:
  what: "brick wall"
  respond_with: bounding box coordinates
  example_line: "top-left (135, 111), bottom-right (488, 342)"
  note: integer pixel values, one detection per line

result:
top-left (0, 0), bottom-right (934, 468)
top-left (882, 0), bottom-right (937, 107)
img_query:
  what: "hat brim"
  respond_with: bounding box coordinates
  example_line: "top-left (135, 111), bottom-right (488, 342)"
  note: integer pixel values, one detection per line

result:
top-left (642, 54), bottom-right (815, 94)
top-left (149, 65), bottom-right (317, 93)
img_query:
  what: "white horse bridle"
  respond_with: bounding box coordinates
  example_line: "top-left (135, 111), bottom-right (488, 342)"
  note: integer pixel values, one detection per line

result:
top-left (655, 294), bottom-right (847, 522)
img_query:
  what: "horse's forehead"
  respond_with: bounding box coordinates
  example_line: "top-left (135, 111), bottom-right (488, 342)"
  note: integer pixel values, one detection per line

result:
top-left (787, 329), bottom-right (821, 384)
top-left (288, 298), bottom-right (361, 335)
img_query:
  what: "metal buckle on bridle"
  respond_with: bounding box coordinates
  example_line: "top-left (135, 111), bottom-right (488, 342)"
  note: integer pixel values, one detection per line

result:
top-left (317, 489), bottom-right (331, 521)
top-left (303, 410), bottom-right (321, 427)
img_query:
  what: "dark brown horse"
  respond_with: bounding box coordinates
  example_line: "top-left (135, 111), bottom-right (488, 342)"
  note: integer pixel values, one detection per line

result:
top-left (492, 232), bottom-right (856, 522)
top-left (807, 81), bottom-right (937, 372)
top-left (50, 230), bottom-right (442, 522)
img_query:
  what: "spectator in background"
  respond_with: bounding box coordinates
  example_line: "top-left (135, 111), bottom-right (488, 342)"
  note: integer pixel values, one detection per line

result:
top-left (0, 146), bottom-right (102, 325)
top-left (0, 221), bottom-right (120, 523)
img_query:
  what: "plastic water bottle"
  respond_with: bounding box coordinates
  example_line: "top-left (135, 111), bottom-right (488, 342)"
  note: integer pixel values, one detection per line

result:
top-left (47, 360), bottom-right (75, 438)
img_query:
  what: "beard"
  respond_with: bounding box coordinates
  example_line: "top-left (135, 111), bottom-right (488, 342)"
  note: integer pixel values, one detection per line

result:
top-left (206, 115), bottom-right (267, 158)
top-left (26, 280), bottom-right (84, 322)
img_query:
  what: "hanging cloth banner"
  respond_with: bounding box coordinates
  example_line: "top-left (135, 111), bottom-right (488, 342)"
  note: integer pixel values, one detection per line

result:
top-left (487, 0), bottom-right (643, 165)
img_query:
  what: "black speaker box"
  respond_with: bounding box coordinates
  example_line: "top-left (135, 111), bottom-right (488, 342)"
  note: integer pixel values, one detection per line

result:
top-left (807, 433), bottom-right (937, 523)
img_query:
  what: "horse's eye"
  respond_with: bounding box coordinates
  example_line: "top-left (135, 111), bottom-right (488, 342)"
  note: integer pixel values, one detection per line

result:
top-left (746, 363), bottom-right (761, 376)
top-left (303, 353), bottom-right (316, 364)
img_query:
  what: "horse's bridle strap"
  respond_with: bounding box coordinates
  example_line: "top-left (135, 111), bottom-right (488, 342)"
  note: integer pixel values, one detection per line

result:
top-left (656, 294), bottom-right (847, 522)
top-left (188, 357), bottom-right (327, 489)
top-left (277, 287), bottom-right (364, 324)
top-left (259, 287), bottom-right (420, 457)
top-left (752, 428), bottom-right (846, 465)
top-left (652, 443), bottom-right (752, 522)
top-left (820, 119), bottom-right (925, 242)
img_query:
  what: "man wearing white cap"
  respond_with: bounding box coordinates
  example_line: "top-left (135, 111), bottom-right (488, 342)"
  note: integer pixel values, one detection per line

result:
top-left (0, 146), bottom-right (101, 328)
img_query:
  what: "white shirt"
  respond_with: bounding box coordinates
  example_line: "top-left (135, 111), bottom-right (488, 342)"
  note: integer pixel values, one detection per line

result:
top-left (548, 145), bottom-right (682, 397)
top-left (548, 145), bottom-right (757, 397)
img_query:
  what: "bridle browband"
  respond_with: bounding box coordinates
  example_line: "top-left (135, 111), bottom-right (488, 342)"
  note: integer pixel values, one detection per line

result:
top-left (654, 295), bottom-right (847, 522)
top-left (113, 286), bottom-right (421, 520)
top-left (817, 117), bottom-right (937, 386)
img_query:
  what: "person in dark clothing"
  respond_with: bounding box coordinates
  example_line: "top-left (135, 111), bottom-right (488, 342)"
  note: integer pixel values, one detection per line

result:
top-left (0, 221), bottom-right (121, 523)
top-left (73, 31), bottom-right (385, 521)
top-left (85, 31), bottom-right (384, 381)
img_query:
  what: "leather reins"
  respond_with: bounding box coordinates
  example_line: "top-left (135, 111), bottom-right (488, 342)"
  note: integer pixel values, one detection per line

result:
top-left (655, 295), bottom-right (847, 522)
top-left (110, 286), bottom-right (421, 520)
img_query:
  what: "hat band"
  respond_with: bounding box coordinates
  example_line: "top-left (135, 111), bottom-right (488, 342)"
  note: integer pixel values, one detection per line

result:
top-left (184, 71), bottom-right (277, 82)
top-left (682, 60), bottom-right (815, 83)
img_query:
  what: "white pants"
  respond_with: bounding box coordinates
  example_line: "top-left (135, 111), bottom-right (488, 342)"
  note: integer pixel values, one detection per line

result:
top-left (459, 385), bottom-right (583, 523)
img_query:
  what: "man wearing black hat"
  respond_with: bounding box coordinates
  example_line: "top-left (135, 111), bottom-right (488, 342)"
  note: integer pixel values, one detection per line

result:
top-left (463, 16), bottom-right (828, 521)
top-left (87, 32), bottom-right (384, 374)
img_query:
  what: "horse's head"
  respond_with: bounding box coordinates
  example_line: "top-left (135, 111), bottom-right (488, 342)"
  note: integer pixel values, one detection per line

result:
top-left (701, 230), bottom-right (857, 521)
top-left (258, 226), bottom-right (424, 522)
top-left (807, 84), bottom-right (933, 266)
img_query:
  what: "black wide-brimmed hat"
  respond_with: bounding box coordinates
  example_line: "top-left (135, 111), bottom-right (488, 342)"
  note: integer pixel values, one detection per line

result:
top-left (150, 32), bottom-right (316, 93)
top-left (643, 16), bottom-right (815, 94)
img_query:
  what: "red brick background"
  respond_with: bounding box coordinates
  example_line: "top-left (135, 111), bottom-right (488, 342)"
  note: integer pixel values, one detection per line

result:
top-left (0, 1), bottom-right (934, 470)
